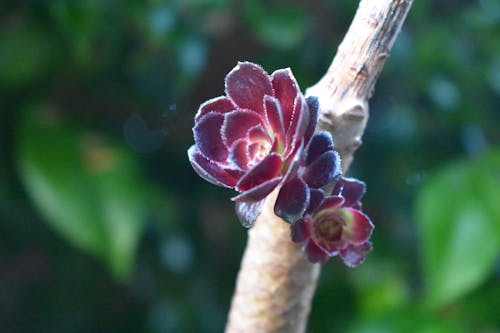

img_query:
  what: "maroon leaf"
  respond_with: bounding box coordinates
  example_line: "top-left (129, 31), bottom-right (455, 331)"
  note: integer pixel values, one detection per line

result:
top-left (271, 68), bottom-right (299, 127)
top-left (316, 195), bottom-right (344, 213)
top-left (248, 124), bottom-right (271, 143)
top-left (225, 62), bottom-right (273, 115)
top-left (290, 217), bottom-right (310, 242)
top-left (304, 96), bottom-right (319, 144)
top-left (274, 176), bottom-right (310, 224)
top-left (286, 95), bottom-right (307, 153)
top-left (302, 150), bottom-right (341, 188)
top-left (193, 112), bottom-right (228, 162)
top-left (307, 189), bottom-right (324, 215)
top-left (306, 131), bottom-right (334, 166)
top-left (229, 139), bottom-right (250, 170)
top-left (232, 177), bottom-right (281, 202)
top-left (235, 200), bottom-right (265, 228)
top-left (263, 95), bottom-right (285, 138)
top-left (305, 240), bottom-right (329, 263)
top-left (339, 208), bottom-right (374, 244)
top-left (188, 146), bottom-right (238, 187)
top-left (222, 110), bottom-right (263, 147)
top-left (195, 96), bottom-right (235, 121)
top-left (236, 153), bottom-right (283, 192)
top-left (335, 177), bottom-right (366, 209)
top-left (339, 241), bottom-right (372, 267)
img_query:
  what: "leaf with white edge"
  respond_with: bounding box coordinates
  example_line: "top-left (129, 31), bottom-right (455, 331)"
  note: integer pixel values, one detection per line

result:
top-left (17, 106), bottom-right (149, 280)
top-left (416, 150), bottom-right (500, 309)
top-left (235, 200), bottom-right (265, 228)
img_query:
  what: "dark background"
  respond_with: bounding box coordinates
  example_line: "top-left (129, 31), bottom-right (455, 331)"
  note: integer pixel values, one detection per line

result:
top-left (1, 1), bottom-right (499, 332)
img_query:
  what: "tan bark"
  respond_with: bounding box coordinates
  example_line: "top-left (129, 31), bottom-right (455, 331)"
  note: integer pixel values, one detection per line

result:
top-left (225, 1), bottom-right (414, 332)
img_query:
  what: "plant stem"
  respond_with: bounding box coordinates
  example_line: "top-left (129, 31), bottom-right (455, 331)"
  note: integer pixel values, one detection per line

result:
top-left (225, 1), bottom-right (414, 332)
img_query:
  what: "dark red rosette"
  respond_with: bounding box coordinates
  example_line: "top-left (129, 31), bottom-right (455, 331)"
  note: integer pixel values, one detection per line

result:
top-left (188, 62), bottom-right (318, 227)
top-left (290, 178), bottom-right (374, 267)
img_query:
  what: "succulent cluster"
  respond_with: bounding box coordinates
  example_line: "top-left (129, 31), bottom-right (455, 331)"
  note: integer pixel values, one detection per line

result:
top-left (188, 62), bottom-right (373, 266)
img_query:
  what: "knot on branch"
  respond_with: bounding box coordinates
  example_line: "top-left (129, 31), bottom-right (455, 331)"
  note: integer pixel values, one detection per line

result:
top-left (317, 98), bottom-right (368, 169)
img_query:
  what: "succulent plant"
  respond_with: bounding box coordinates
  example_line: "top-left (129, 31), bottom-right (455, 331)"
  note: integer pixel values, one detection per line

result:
top-left (188, 62), bottom-right (332, 227)
top-left (188, 61), bottom-right (373, 265)
top-left (290, 177), bottom-right (374, 266)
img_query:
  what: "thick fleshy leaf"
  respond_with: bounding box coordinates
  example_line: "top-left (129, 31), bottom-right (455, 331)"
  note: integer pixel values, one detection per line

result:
top-left (302, 150), bottom-right (341, 188)
top-left (193, 112), bottom-right (227, 162)
top-left (281, 139), bottom-right (303, 180)
top-left (332, 177), bottom-right (366, 209)
top-left (248, 124), bottom-right (272, 143)
top-left (305, 240), bottom-right (329, 263)
top-left (307, 189), bottom-right (324, 214)
top-left (271, 68), bottom-right (299, 127)
top-left (339, 241), bottom-right (372, 267)
top-left (263, 95), bottom-right (285, 137)
top-left (225, 62), bottom-right (273, 115)
top-left (229, 139), bottom-right (250, 170)
top-left (306, 131), bottom-right (334, 166)
top-left (222, 110), bottom-right (263, 147)
top-left (235, 200), bottom-right (265, 228)
top-left (315, 195), bottom-right (344, 214)
top-left (223, 166), bottom-right (245, 179)
top-left (340, 177), bottom-right (366, 208)
top-left (291, 217), bottom-right (310, 242)
top-left (274, 176), bottom-right (310, 224)
top-left (303, 96), bottom-right (319, 143)
top-left (338, 208), bottom-right (374, 244)
top-left (188, 146), bottom-right (238, 188)
top-left (195, 96), bottom-right (235, 121)
top-left (286, 95), bottom-right (308, 153)
top-left (236, 153), bottom-right (283, 191)
top-left (232, 177), bottom-right (281, 202)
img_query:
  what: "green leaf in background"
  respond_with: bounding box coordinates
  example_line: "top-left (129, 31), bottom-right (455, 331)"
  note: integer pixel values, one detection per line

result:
top-left (0, 23), bottom-right (53, 88)
top-left (48, 0), bottom-right (104, 64)
top-left (244, 2), bottom-right (308, 50)
top-left (416, 149), bottom-right (500, 309)
top-left (17, 106), bottom-right (149, 279)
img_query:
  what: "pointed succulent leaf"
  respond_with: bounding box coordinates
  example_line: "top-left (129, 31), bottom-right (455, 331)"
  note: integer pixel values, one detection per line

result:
top-left (263, 95), bottom-right (285, 138)
top-left (225, 62), bottom-right (273, 115)
top-left (235, 200), bottom-right (265, 228)
top-left (222, 109), bottom-right (263, 147)
top-left (291, 217), bottom-right (310, 242)
top-left (332, 177), bottom-right (366, 209)
top-left (193, 112), bottom-right (228, 162)
top-left (302, 150), bottom-right (341, 189)
top-left (274, 176), bottom-right (310, 224)
top-left (305, 240), bottom-right (329, 263)
top-left (303, 96), bottom-right (319, 144)
top-left (188, 146), bottom-right (238, 188)
top-left (232, 177), bottom-right (281, 202)
top-left (337, 208), bottom-right (374, 244)
top-left (271, 68), bottom-right (300, 127)
top-left (305, 131), bottom-right (335, 166)
top-left (195, 96), bottom-right (235, 121)
top-left (307, 189), bottom-right (324, 214)
top-left (339, 242), bottom-right (372, 267)
top-left (236, 153), bottom-right (283, 191)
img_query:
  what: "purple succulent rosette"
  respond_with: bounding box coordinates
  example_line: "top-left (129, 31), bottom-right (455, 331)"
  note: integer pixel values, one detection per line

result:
top-left (290, 177), bottom-right (374, 267)
top-left (188, 62), bottom-right (320, 227)
top-left (274, 130), bottom-right (341, 224)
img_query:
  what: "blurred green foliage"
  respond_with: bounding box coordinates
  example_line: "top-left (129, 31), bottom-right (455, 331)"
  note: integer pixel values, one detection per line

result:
top-left (0, 0), bottom-right (498, 332)
top-left (17, 106), bottom-right (150, 279)
top-left (417, 150), bottom-right (500, 310)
